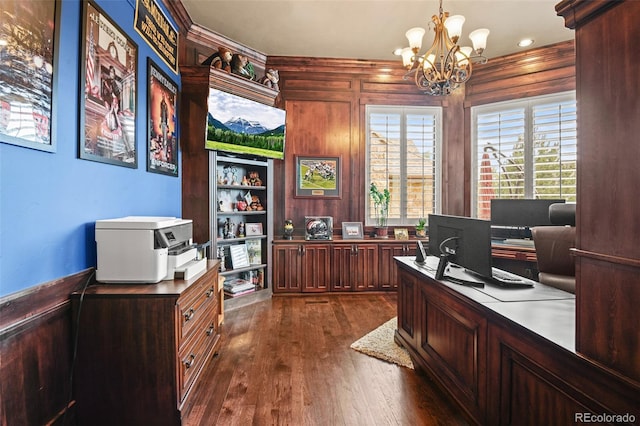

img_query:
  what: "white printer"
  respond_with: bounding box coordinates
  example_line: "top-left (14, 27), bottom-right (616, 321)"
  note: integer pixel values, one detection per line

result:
top-left (95, 216), bottom-right (207, 283)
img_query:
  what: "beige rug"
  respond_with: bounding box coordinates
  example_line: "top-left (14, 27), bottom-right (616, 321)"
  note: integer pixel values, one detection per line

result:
top-left (350, 317), bottom-right (414, 369)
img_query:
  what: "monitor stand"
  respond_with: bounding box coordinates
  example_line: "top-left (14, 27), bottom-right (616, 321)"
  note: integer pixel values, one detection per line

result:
top-left (435, 255), bottom-right (485, 287)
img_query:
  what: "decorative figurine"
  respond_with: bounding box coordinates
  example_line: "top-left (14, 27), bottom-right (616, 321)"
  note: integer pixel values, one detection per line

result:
top-left (217, 247), bottom-right (226, 272)
top-left (283, 219), bottom-right (294, 240)
top-left (238, 222), bottom-right (245, 238)
top-left (223, 165), bottom-right (236, 185)
top-left (248, 171), bottom-right (262, 186)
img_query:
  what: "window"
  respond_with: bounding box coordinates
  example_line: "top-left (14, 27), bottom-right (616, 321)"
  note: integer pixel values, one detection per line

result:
top-left (472, 92), bottom-right (577, 219)
top-left (366, 105), bottom-right (442, 226)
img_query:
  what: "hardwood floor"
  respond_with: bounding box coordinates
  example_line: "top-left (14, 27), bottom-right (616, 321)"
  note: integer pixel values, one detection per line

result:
top-left (184, 293), bottom-right (469, 426)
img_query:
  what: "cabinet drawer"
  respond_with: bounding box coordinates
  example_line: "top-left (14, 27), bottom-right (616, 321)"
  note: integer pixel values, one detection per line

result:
top-left (177, 279), bottom-right (217, 345)
top-left (178, 316), bottom-right (219, 402)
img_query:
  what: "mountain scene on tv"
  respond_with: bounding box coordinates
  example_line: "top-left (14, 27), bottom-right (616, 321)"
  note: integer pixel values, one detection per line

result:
top-left (205, 88), bottom-right (285, 159)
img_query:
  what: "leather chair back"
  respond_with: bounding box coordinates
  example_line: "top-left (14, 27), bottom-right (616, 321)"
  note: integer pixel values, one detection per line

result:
top-left (531, 203), bottom-right (576, 293)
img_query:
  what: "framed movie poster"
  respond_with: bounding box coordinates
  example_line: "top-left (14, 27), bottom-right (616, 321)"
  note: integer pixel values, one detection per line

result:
top-left (0, 0), bottom-right (59, 152)
top-left (147, 58), bottom-right (178, 176)
top-left (295, 155), bottom-right (341, 199)
top-left (79, 0), bottom-right (138, 167)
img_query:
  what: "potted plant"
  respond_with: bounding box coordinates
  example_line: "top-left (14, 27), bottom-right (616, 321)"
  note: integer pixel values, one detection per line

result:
top-left (415, 218), bottom-right (427, 238)
top-left (370, 182), bottom-right (390, 238)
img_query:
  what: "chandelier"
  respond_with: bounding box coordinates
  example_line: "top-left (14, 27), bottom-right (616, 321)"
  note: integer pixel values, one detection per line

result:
top-left (399, 0), bottom-right (490, 96)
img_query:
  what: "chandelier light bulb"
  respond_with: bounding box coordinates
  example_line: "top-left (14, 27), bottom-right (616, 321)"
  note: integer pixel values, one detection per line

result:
top-left (405, 27), bottom-right (426, 52)
top-left (444, 15), bottom-right (465, 42)
top-left (469, 28), bottom-right (490, 54)
top-left (400, 47), bottom-right (414, 69)
top-left (456, 46), bottom-right (473, 65)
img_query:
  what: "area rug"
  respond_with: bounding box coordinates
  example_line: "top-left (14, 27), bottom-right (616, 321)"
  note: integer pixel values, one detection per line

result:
top-left (350, 317), bottom-right (414, 369)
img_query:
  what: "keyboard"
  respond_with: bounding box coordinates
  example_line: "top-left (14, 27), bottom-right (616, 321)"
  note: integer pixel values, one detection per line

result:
top-left (491, 267), bottom-right (535, 287)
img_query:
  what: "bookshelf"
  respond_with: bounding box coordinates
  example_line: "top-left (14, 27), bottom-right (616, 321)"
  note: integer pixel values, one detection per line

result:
top-left (210, 152), bottom-right (273, 308)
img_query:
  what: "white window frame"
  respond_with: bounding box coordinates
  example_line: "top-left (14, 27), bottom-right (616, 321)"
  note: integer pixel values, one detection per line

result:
top-left (365, 105), bottom-right (443, 226)
top-left (471, 91), bottom-right (577, 218)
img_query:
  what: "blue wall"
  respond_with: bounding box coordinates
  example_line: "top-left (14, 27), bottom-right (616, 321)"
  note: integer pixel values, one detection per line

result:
top-left (0, 0), bottom-right (182, 296)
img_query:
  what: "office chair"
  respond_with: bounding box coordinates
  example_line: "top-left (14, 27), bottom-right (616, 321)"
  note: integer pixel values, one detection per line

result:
top-left (531, 203), bottom-right (576, 293)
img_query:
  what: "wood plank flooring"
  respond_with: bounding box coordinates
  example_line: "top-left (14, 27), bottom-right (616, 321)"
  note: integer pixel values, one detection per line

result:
top-left (185, 293), bottom-right (469, 426)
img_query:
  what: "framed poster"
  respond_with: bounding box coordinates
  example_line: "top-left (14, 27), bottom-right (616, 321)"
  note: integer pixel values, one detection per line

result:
top-left (79, 0), bottom-right (138, 167)
top-left (295, 156), bottom-right (341, 199)
top-left (147, 58), bottom-right (178, 176)
top-left (0, 0), bottom-right (59, 152)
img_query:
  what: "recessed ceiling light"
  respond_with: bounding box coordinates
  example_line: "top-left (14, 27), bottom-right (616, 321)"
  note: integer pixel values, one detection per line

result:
top-left (518, 38), bottom-right (535, 48)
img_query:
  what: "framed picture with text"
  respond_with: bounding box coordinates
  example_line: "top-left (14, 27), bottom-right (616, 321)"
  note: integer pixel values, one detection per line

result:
top-left (147, 58), bottom-right (178, 176)
top-left (78, 0), bottom-right (138, 168)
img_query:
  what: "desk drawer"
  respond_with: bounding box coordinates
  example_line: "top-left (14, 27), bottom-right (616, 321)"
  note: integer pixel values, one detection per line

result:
top-left (178, 314), bottom-right (219, 402)
top-left (177, 278), bottom-right (217, 345)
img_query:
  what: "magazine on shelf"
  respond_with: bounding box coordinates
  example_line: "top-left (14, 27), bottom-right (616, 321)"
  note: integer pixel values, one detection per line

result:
top-left (224, 288), bottom-right (256, 298)
top-left (223, 277), bottom-right (255, 294)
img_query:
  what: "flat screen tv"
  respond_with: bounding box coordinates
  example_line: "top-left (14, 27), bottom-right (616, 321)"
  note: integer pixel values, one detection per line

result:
top-left (205, 87), bottom-right (286, 160)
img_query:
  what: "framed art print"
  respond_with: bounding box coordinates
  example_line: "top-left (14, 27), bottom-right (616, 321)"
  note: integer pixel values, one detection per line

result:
top-left (295, 156), bottom-right (341, 199)
top-left (394, 228), bottom-right (409, 240)
top-left (342, 222), bottom-right (363, 239)
top-left (245, 223), bottom-right (263, 236)
top-left (0, 0), bottom-right (59, 152)
top-left (147, 58), bottom-right (178, 176)
top-left (79, 0), bottom-right (138, 167)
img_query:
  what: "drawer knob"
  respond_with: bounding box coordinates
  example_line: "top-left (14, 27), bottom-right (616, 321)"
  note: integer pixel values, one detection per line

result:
top-left (183, 354), bottom-right (196, 369)
top-left (206, 323), bottom-right (215, 336)
top-left (184, 308), bottom-right (195, 322)
top-left (205, 287), bottom-right (214, 298)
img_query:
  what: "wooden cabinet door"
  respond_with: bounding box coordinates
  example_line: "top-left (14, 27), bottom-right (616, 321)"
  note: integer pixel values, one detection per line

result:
top-left (331, 244), bottom-right (353, 291)
top-left (301, 244), bottom-right (331, 293)
top-left (397, 269), bottom-right (417, 347)
top-left (272, 244), bottom-right (302, 293)
top-left (352, 244), bottom-right (379, 291)
top-left (379, 243), bottom-right (415, 290)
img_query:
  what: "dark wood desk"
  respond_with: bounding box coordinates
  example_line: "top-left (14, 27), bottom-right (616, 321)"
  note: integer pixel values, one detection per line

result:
top-left (491, 241), bottom-right (538, 279)
top-left (394, 256), bottom-right (639, 425)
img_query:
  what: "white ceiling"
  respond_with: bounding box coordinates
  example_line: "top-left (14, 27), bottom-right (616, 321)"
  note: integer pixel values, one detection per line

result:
top-left (180, 0), bottom-right (574, 61)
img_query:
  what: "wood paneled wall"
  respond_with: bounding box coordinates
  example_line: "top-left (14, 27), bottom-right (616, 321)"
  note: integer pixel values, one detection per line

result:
top-left (0, 269), bottom-right (94, 426)
top-left (267, 42), bottom-right (575, 229)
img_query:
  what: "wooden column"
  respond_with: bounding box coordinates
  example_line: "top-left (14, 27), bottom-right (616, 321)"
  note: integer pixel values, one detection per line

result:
top-left (556, 0), bottom-right (640, 382)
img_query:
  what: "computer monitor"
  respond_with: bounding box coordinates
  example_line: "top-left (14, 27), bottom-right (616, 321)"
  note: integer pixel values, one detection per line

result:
top-left (491, 199), bottom-right (566, 227)
top-left (428, 214), bottom-right (493, 279)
